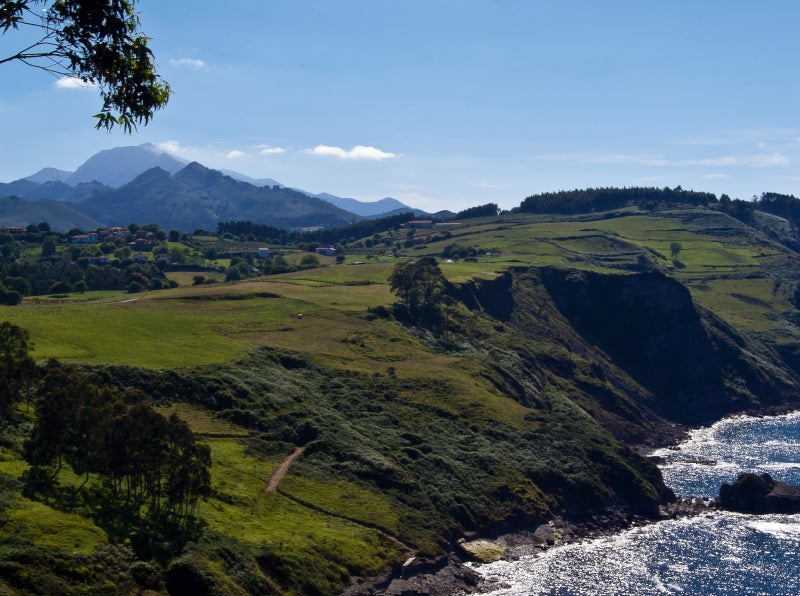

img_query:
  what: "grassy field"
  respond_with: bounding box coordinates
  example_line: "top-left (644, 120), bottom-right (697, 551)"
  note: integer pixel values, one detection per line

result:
top-left (1, 206), bottom-right (796, 595)
top-left (1, 209), bottom-right (792, 369)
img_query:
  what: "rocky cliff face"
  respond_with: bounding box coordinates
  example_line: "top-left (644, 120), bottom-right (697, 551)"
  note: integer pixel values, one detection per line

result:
top-left (458, 266), bottom-right (800, 446)
top-left (536, 267), bottom-right (800, 425)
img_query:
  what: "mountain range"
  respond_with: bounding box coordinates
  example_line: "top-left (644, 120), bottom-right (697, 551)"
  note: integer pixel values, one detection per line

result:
top-left (0, 144), bottom-right (435, 231)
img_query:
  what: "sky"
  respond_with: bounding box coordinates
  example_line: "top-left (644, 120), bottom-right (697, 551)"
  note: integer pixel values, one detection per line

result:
top-left (2, 0), bottom-right (800, 213)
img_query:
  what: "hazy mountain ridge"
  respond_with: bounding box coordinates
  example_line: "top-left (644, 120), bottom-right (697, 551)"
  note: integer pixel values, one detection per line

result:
top-left (0, 196), bottom-right (101, 231)
top-left (1, 144), bottom-right (426, 230)
top-left (71, 163), bottom-right (361, 232)
top-left (310, 192), bottom-right (427, 218)
top-left (23, 167), bottom-right (73, 184)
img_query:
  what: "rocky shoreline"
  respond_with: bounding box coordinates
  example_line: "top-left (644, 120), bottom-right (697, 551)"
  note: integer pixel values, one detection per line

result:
top-left (341, 498), bottom-right (714, 596)
top-left (341, 407), bottom-right (800, 596)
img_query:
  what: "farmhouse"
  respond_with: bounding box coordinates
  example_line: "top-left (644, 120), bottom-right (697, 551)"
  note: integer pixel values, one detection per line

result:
top-left (98, 227), bottom-right (129, 240)
top-left (256, 247), bottom-right (271, 258)
top-left (128, 238), bottom-right (154, 251)
top-left (71, 233), bottom-right (98, 244)
top-left (316, 245), bottom-right (336, 256)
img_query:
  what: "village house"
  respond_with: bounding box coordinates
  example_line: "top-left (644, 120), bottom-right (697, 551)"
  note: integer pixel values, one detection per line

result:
top-left (97, 227), bottom-right (129, 240)
top-left (71, 232), bottom-right (99, 244)
top-left (315, 245), bottom-right (336, 256)
top-left (128, 238), bottom-right (154, 251)
top-left (2, 226), bottom-right (26, 233)
top-left (256, 248), bottom-right (271, 258)
top-left (132, 253), bottom-right (149, 263)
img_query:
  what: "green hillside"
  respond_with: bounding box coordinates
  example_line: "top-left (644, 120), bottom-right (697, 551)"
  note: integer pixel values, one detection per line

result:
top-left (1, 203), bottom-right (800, 595)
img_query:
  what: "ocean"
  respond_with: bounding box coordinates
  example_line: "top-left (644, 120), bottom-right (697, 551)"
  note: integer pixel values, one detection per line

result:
top-left (470, 412), bottom-right (800, 595)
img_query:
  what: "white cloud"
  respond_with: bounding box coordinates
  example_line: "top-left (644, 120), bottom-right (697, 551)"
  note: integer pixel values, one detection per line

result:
top-left (257, 145), bottom-right (286, 155)
top-left (226, 150), bottom-right (247, 159)
top-left (157, 140), bottom-right (208, 162)
top-left (158, 140), bottom-right (188, 155)
top-left (747, 152), bottom-right (791, 167)
top-left (169, 58), bottom-right (205, 69)
top-left (55, 76), bottom-right (96, 89)
top-left (308, 145), bottom-right (396, 160)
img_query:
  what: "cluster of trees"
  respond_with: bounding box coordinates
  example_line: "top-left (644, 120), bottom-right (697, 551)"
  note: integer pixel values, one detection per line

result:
top-left (215, 221), bottom-right (294, 244)
top-left (300, 212), bottom-right (417, 246)
top-left (389, 257), bottom-right (447, 316)
top-left (455, 203), bottom-right (500, 219)
top-left (0, 257), bottom-right (169, 297)
top-left (515, 187), bottom-right (718, 215)
top-left (719, 191), bottom-right (800, 227)
top-left (218, 212), bottom-right (418, 247)
top-left (23, 361), bottom-right (211, 519)
top-left (0, 322), bottom-right (211, 520)
top-left (441, 243), bottom-right (491, 260)
top-left (0, 322), bottom-right (36, 417)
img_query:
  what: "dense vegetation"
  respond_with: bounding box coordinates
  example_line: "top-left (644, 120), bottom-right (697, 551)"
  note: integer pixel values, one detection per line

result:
top-left (218, 212), bottom-right (419, 247)
top-left (514, 186), bottom-right (718, 214)
top-left (26, 361), bottom-right (211, 519)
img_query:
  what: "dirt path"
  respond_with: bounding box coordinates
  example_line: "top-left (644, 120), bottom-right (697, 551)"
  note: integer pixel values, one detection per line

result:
top-left (267, 446), bottom-right (417, 555)
top-left (111, 296), bottom-right (140, 304)
top-left (265, 447), bottom-right (305, 492)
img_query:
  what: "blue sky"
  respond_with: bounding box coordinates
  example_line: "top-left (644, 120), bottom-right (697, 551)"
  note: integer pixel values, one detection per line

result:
top-left (2, 0), bottom-right (800, 212)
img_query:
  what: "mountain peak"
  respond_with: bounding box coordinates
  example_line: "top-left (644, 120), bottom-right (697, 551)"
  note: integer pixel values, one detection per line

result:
top-left (24, 167), bottom-right (73, 184)
top-left (64, 144), bottom-right (187, 188)
top-left (123, 167), bottom-right (175, 188)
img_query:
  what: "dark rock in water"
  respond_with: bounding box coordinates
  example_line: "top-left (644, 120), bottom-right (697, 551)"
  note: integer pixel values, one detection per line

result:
top-left (718, 473), bottom-right (800, 514)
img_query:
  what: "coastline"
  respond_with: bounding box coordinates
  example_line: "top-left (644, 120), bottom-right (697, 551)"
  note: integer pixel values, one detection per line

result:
top-left (341, 499), bottom-right (714, 596)
top-left (340, 405), bottom-right (800, 596)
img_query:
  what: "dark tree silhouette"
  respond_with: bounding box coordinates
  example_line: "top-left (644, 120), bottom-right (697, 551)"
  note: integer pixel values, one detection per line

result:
top-left (1, 0), bottom-right (170, 131)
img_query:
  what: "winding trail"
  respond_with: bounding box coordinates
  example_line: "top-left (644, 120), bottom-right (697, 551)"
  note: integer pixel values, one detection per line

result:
top-left (264, 446), bottom-right (417, 555)
top-left (265, 446), bottom-right (305, 492)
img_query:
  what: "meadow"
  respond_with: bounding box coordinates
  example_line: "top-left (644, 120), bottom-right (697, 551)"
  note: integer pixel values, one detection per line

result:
top-left (2, 209), bottom-right (789, 369)
top-left (0, 205), bottom-right (795, 595)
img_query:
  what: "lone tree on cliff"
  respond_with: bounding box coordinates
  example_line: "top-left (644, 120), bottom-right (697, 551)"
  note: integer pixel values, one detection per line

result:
top-left (0, 0), bottom-right (170, 131)
top-left (389, 256), bottom-right (447, 319)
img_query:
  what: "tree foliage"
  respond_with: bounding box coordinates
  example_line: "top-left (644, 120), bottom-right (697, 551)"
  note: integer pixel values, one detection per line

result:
top-left (389, 256), bottom-right (447, 315)
top-left (26, 360), bottom-right (211, 519)
top-left (455, 203), bottom-right (499, 219)
top-left (0, 322), bottom-right (35, 418)
top-left (515, 187), bottom-right (717, 215)
top-left (0, 0), bottom-right (170, 131)
top-left (217, 211), bottom-right (418, 246)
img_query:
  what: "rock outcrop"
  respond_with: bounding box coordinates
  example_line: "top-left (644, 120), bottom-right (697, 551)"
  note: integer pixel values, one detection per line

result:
top-left (718, 473), bottom-right (800, 514)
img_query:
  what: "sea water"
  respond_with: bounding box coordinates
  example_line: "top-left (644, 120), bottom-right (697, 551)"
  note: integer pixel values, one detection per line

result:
top-left (472, 412), bottom-right (800, 595)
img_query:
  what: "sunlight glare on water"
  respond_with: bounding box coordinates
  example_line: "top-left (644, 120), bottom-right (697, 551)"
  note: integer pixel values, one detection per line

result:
top-left (472, 412), bottom-right (800, 595)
